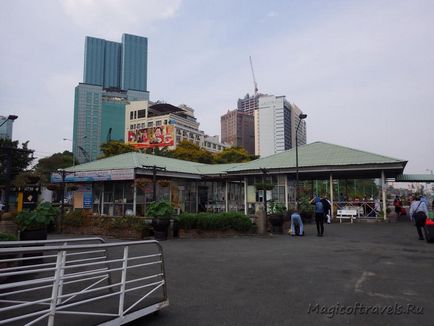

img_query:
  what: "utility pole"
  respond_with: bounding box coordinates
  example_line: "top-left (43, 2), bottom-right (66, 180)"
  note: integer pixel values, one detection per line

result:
top-left (142, 165), bottom-right (167, 201)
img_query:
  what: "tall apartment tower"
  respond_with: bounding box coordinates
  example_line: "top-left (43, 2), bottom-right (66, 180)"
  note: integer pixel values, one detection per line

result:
top-left (221, 110), bottom-right (255, 154)
top-left (73, 34), bottom-right (149, 163)
top-left (254, 95), bottom-right (306, 157)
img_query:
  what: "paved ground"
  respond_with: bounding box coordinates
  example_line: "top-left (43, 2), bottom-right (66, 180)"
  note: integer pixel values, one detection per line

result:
top-left (131, 221), bottom-right (433, 326)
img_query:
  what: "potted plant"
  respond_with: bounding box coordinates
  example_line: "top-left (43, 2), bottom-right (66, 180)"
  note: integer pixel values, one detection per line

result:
top-left (254, 182), bottom-right (274, 191)
top-left (16, 202), bottom-right (59, 240)
top-left (268, 201), bottom-right (286, 234)
top-left (147, 200), bottom-right (173, 241)
top-left (298, 197), bottom-right (313, 223)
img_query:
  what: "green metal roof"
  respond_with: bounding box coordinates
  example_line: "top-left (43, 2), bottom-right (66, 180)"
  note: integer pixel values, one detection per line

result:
top-left (196, 163), bottom-right (243, 176)
top-left (64, 142), bottom-right (407, 178)
top-left (227, 141), bottom-right (407, 172)
top-left (66, 152), bottom-right (205, 175)
top-left (396, 174), bottom-right (434, 182)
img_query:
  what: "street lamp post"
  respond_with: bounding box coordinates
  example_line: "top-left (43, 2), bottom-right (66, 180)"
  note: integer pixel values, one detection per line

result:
top-left (1, 115), bottom-right (19, 212)
top-left (295, 113), bottom-right (307, 210)
top-left (0, 115), bottom-right (18, 128)
top-left (63, 135), bottom-right (87, 165)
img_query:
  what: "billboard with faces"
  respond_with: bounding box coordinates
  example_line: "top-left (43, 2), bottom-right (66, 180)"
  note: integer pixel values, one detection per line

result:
top-left (127, 124), bottom-right (175, 149)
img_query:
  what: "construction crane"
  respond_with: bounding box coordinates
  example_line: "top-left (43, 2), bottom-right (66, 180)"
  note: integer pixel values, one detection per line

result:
top-left (249, 56), bottom-right (259, 96)
top-left (77, 146), bottom-right (90, 163)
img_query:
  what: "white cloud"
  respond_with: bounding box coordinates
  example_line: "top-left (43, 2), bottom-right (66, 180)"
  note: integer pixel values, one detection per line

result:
top-left (61, 0), bottom-right (182, 39)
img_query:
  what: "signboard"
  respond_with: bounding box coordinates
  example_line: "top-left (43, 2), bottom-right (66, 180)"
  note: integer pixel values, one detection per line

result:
top-left (51, 169), bottom-right (135, 183)
top-left (127, 125), bottom-right (174, 149)
top-left (83, 192), bottom-right (93, 208)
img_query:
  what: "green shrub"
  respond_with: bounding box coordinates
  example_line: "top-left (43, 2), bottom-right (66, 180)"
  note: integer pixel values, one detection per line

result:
top-left (146, 200), bottom-right (173, 219)
top-left (178, 212), bottom-right (251, 232)
top-left (16, 202), bottom-right (59, 231)
top-left (63, 210), bottom-right (85, 227)
top-left (0, 233), bottom-right (17, 241)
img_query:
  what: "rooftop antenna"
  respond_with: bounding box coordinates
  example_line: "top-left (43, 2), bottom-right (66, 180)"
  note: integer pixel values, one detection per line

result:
top-left (249, 56), bottom-right (259, 96)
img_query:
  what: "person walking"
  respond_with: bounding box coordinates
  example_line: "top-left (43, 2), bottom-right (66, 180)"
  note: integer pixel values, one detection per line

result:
top-left (409, 195), bottom-right (429, 240)
top-left (393, 196), bottom-right (402, 216)
top-left (311, 195), bottom-right (325, 236)
top-left (321, 195), bottom-right (332, 224)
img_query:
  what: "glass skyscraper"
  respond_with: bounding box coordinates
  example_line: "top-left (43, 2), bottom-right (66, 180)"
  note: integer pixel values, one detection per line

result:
top-left (74, 34), bottom-right (149, 163)
top-left (83, 34), bottom-right (147, 92)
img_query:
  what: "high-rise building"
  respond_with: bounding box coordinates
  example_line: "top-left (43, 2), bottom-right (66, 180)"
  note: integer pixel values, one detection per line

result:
top-left (254, 95), bottom-right (306, 157)
top-left (0, 116), bottom-right (15, 140)
top-left (74, 34), bottom-right (149, 163)
top-left (221, 110), bottom-right (255, 154)
top-left (83, 34), bottom-right (148, 92)
top-left (237, 93), bottom-right (261, 116)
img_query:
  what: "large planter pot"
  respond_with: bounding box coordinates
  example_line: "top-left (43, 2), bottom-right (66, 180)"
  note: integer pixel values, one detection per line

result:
top-left (269, 214), bottom-right (284, 234)
top-left (151, 218), bottom-right (170, 241)
top-left (20, 228), bottom-right (48, 241)
top-left (20, 228), bottom-right (47, 265)
top-left (300, 212), bottom-right (313, 224)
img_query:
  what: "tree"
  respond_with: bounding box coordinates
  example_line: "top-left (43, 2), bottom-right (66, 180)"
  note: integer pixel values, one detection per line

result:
top-left (0, 139), bottom-right (34, 185)
top-left (99, 140), bottom-right (138, 158)
top-left (35, 151), bottom-right (73, 184)
top-left (214, 147), bottom-right (254, 164)
top-left (143, 146), bottom-right (173, 158)
top-left (170, 140), bottom-right (214, 163)
top-left (0, 139), bottom-right (34, 211)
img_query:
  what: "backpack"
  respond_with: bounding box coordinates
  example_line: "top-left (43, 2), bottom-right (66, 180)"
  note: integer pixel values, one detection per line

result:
top-left (315, 201), bottom-right (324, 213)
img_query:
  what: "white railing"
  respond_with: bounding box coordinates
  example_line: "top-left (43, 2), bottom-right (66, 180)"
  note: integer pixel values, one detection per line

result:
top-left (333, 201), bottom-right (380, 218)
top-left (0, 238), bottom-right (168, 325)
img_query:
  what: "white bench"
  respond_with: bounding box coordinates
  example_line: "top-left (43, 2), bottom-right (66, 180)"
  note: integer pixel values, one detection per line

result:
top-left (337, 209), bottom-right (358, 223)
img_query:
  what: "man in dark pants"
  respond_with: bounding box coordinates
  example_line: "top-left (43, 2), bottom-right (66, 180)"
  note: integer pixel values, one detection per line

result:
top-left (409, 195), bottom-right (429, 240)
top-left (311, 195), bottom-right (325, 236)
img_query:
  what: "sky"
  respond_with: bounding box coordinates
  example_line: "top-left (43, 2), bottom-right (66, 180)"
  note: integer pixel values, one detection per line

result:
top-left (0, 0), bottom-right (433, 174)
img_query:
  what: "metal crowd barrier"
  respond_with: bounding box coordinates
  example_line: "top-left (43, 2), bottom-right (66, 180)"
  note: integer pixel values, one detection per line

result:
top-left (0, 238), bottom-right (168, 325)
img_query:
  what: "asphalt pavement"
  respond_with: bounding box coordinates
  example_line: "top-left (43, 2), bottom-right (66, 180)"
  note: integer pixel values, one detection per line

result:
top-left (131, 221), bottom-right (434, 326)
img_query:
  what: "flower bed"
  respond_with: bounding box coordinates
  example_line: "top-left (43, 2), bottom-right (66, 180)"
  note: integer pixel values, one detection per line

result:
top-left (62, 210), bottom-right (153, 240)
top-left (177, 212), bottom-right (253, 239)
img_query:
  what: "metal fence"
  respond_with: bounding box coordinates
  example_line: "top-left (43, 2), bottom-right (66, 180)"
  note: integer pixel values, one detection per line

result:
top-left (0, 238), bottom-right (168, 325)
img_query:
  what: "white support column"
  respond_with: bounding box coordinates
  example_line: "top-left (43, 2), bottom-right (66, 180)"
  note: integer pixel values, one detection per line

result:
top-left (381, 170), bottom-right (387, 221)
top-left (244, 177), bottom-right (248, 215)
top-left (101, 183), bottom-right (105, 215)
top-left (225, 180), bottom-right (229, 212)
top-left (284, 175), bottom-right (289, 210)
top-left (329, 174), bottom-right (334, 218)
top-left (195, 181), bottom-right (199, 213)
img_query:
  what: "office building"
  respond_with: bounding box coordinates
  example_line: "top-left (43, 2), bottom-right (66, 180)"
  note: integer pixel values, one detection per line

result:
top-left (73, 34), bottom-right (149, 163)
top-left (125, 101), bottom-right (228, 153)
top-left (254, 95), bottom-right (306, 157)
top-left (221, 109), bottom-right (255, 154)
